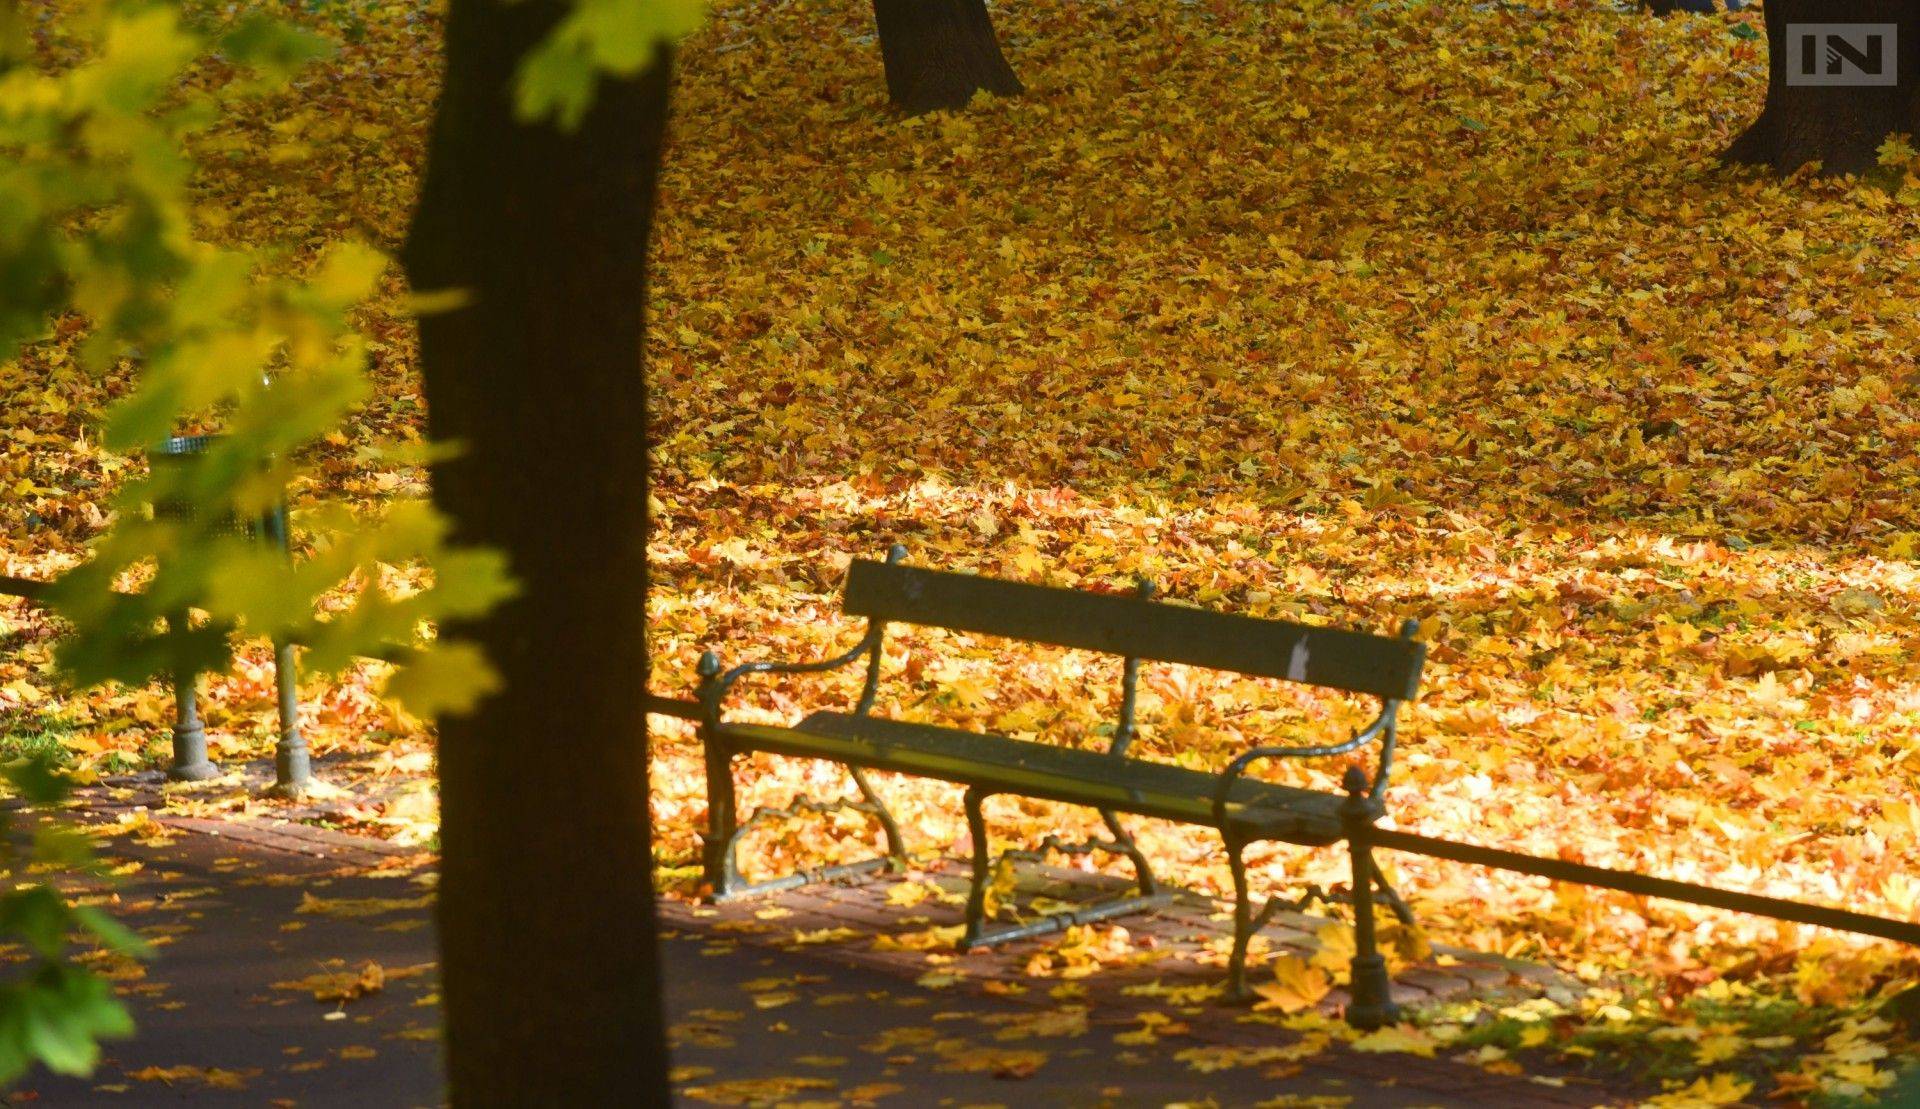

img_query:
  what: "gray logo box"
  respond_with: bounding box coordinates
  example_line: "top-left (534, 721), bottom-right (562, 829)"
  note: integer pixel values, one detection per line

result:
top-left (1787, 24), bottom-right (1897, 86)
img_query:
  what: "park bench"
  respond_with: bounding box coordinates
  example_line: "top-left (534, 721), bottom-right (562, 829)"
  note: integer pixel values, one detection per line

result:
top-left (694, 547), bottom-right (1427, 1023)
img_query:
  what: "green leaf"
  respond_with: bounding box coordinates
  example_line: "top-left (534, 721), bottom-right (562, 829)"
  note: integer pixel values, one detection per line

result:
top-left (2, 757), bottom-right (70, 806)
top-left (382, 641), bottom-right (502, 719)
top-left (514, 0), bottom-right (704, 128)
top-left (423, 549), bottom-right (519, 619)
top-left (306, 240), bottom-right (389, 307)
top-left (217, 12), bottom-right (333, 81)
top-left (6, 965), bottom-right (134, 1079)
top-left (514, 34), bottom-right (602, 131)
top-left (0, 889), bottom-right (76, 959)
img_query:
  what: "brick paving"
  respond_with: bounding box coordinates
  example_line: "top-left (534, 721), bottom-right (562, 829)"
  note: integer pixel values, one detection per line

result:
top-left (18, 782), bottom-right (1639, 1106)
top-left (660, 859), bottom-right (1627, 1107)
top-left (660, 857), bottom-right (1582, 1017)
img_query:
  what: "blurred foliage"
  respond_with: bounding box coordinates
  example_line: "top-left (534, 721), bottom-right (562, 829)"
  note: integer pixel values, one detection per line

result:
top-left (2, 0), bottom-right (511, 720)
top-left (513, 0), bottom-right (701, 128)
top-left (0, 754), bottom-right (149, 1085)
top-left (0, 0), bottom-right (517, 1081)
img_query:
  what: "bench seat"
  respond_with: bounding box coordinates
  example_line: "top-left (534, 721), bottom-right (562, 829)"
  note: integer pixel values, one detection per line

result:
top-left (721, 711), bottom-right (1368, 847)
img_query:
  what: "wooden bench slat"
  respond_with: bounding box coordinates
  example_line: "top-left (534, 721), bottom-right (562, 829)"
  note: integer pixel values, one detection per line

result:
top-left (841, 560), bottom-right (1424, 702)
top-left (721, 712), bottom-right (1354, 846)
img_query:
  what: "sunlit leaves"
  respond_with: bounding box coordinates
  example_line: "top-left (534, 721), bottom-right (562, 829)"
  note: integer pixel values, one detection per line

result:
top-left (5, 0), bottom-right (1920, 1092)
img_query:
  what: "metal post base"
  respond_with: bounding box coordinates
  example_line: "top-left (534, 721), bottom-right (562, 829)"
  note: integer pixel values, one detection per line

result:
top-left (264, 638), bottom-right (311, 798)
top-left (264, 730), bottom-right (312, 799)
top-left (167, 671), bottom-right (218, 782)
top-left (167, 753), bottom-right (220, 783)
top-left (263, 754), bottom-right (312, 800)
top-left (1345, 952), bottom-right (1401, 1030)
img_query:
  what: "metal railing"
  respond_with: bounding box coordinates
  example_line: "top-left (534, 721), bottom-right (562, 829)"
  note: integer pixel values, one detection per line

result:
top-left (649, 696), bottom-right (1920, 954)
top-left (1370, 827), bottom-right (1920, 946)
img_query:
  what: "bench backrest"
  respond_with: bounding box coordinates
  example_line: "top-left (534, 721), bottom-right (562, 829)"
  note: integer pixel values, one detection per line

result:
top-left (842, 559), bottom-right (1424, 702)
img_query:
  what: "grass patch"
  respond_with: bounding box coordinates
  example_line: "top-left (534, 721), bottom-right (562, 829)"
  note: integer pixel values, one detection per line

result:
top-left (0, 715), bottom-right (78, 769)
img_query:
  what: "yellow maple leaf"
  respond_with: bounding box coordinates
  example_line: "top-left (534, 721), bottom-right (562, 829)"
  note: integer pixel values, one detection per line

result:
top-left (126, 1065), bottom-right (252, 1090)
top-left (1349, 1025), bottom-right (1437, 1058)
top-left (885, 880), bottom-right (934, 908)
top-left (1645, 1072), bottom-right (1754, 1108)
top-left (788, 926), bottom-right (859, 945)
top-left (297, 892), bottom-right (432, 918)
top-left (1693, 1032), bottom-right (1745, 1066)
top-left (273, 960), bottom-right (386, 1003)
top-left (1310, 922), bottom-right (1356, 973)
top-left (1253, 955), bottom-right (1332, 1013)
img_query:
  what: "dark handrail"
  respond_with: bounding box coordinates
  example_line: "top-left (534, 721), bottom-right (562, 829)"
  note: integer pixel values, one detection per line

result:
top-left (1372, 827), bottom-right (1920, 947)
top-left (0, 576), bottom-right (47, 600)
top-left (643, 694), bottom-right (702, 721)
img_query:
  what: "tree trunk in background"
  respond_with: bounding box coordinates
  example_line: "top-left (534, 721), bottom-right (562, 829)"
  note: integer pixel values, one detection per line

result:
top-left (1726, 0), bottom-right (1920, 175)
top-left (401, 2), bottom-right (671, 1103)
top-left (873, 0), bottom-right (1022, 114)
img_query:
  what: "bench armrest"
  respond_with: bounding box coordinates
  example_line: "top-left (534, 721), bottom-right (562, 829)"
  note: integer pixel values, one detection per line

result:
top-left (696, 628), bottom-right (881, 721)
top-left (1210, 711), bottom-right (1396, 831)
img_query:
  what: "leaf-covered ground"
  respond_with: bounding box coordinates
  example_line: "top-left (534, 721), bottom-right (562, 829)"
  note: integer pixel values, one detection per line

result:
top-left (5, 0), bottom-right (1920, 1099)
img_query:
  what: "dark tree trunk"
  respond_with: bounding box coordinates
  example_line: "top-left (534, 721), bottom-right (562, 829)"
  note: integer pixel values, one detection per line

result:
top-left (873, 0), bottom-right (1022, 115)
top-left (401, 2), bottom-right (671, 1104)
top-left (1726, 0), bottom-right (1920, 175)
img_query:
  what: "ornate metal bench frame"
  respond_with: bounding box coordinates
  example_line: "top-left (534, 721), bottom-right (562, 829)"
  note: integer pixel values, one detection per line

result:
top-left (695, 546), bottom-right (1426, 1027)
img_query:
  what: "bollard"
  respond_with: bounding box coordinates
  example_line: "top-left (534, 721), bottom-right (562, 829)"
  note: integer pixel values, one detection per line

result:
top-left (165, 622), bottom-right (218, 781)
top-left (151, 435), bottom-right (309, 795)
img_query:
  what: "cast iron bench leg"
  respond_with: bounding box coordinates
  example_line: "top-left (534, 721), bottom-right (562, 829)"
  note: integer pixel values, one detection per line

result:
top-left (961, 787), bottom-right (994, 946)
top-left (701, 733), bottom-right (739, 897)
top-left (1225, 835), bottom-right (1405, 1025)
top-left (1342, 772), bottom-right (1401, 1030)
top-left (699, 737), bottom-right (908, 902)
top-left (1226, 838), bottom-right (1255, 1000)
top-left (1371, 857), bottom-right (1416, 926)
top-left (1099, 807), bottom-right (1160, 898)
top-left (958, 787), bottom-right (1173, 950)
top-left (851, 765), bottom-right (907, 860)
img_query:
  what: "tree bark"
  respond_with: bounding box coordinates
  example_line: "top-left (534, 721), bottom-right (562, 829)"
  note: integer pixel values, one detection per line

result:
top-left (401, 2), bottom-right (671, 1104)
top-left (873, 0), bottom-right (1022, 115)
top-left (1725, 0), bottom-right (1920, 175)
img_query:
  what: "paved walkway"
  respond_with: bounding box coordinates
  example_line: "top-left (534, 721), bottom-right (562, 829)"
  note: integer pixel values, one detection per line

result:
top-left (8, 800), bottom-right (1641, 1107)
top-left (661, 859), bottom-right (1577, 1016)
